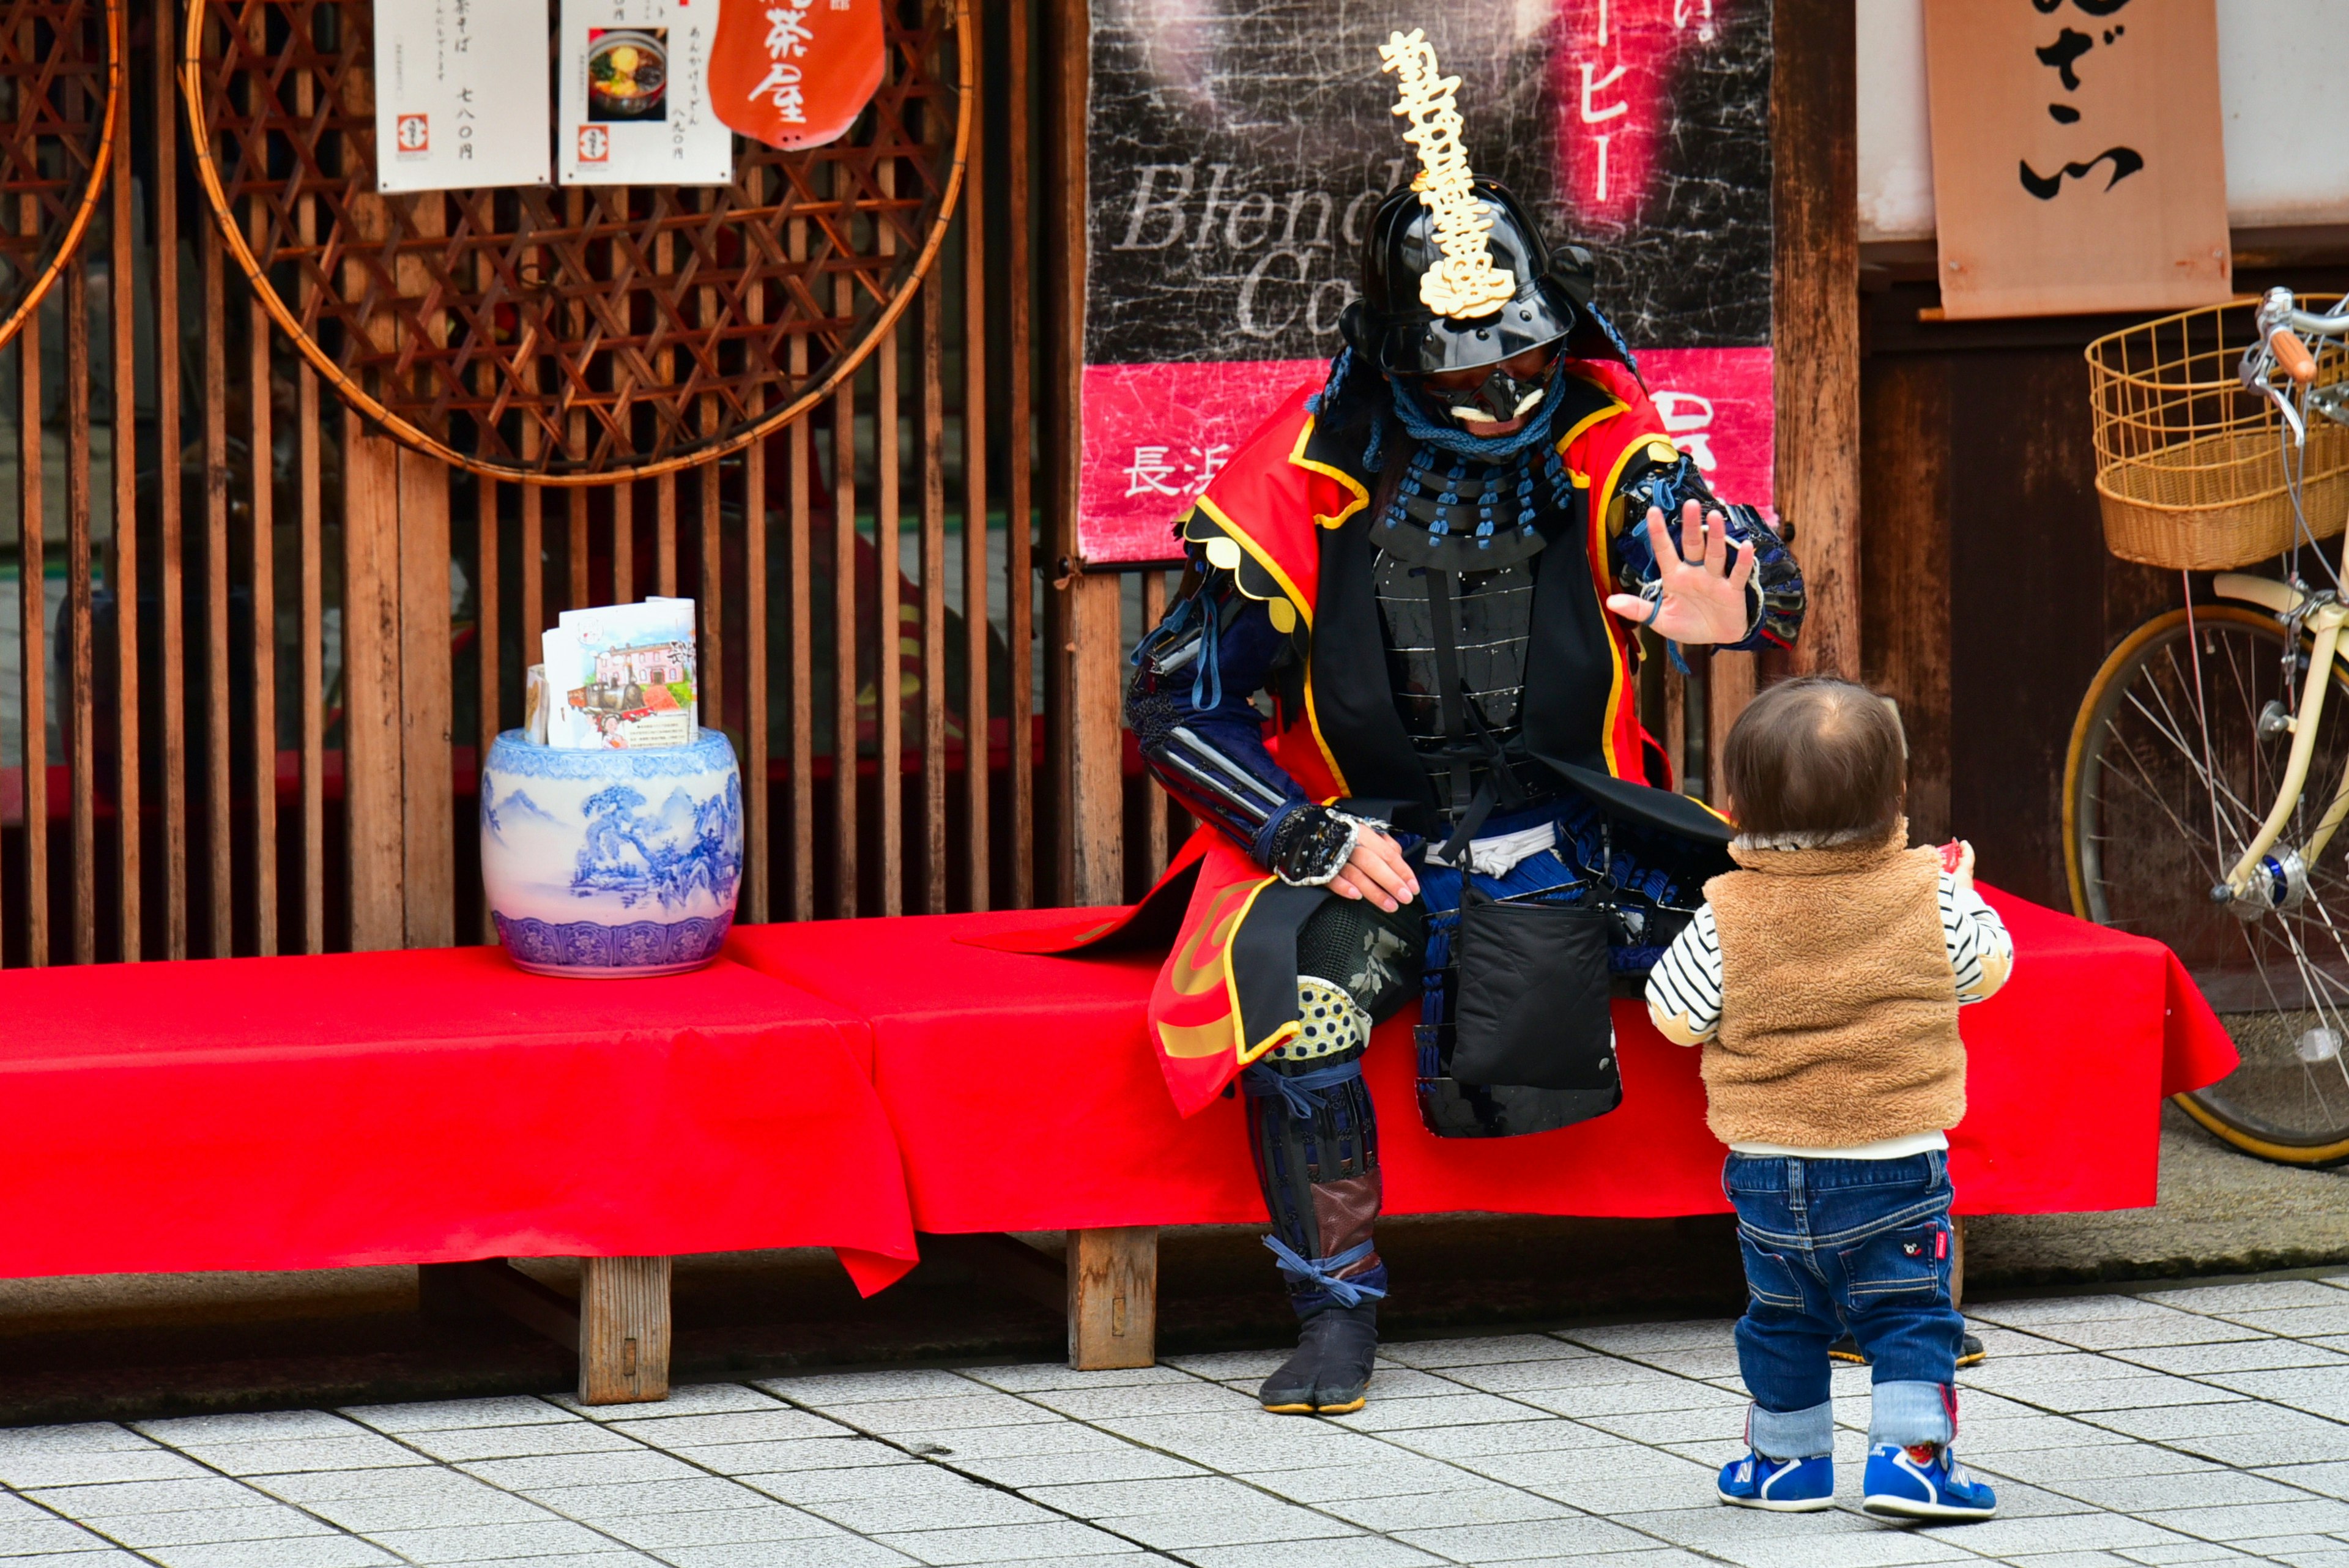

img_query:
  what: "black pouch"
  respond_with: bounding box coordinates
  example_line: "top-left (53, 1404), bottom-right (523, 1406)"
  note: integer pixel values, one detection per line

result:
top-left (1449, 885), bottom-right (1619, 1091)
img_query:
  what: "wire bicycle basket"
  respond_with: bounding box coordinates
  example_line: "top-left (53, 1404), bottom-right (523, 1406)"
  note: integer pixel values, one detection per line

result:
top-left (2087, 294), bottom-right (2349, 571)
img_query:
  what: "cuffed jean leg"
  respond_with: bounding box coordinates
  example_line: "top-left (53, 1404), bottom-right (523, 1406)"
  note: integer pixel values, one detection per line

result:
top-left (1870, 1379), bottom-right (1956, 1449)
top-left (1749, 1399), bottom-right (1835, 1462)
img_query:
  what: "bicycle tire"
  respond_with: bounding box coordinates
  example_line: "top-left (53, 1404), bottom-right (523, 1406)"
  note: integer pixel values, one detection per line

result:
top-left (2063, 603), bottom-right (2349, 1166)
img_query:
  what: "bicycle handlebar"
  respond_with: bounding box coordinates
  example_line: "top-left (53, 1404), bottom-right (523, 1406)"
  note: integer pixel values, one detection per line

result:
top-left (2274, 325), bottom-right (2320, 384)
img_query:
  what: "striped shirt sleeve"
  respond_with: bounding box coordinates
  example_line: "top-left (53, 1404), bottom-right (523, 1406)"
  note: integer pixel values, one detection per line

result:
top-left (1645, 904), bottom-right (1724, 1046)
top-left (1944, 872), bottom-right (2014, 1003)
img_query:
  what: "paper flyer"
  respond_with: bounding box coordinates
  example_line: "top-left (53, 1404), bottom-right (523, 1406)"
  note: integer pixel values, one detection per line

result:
top-left (543, 600), bottom-right (699, 750)
top-left (371, 0), bottom-right (552, 193)
top-left (557, 0), bottom-right (732, 187)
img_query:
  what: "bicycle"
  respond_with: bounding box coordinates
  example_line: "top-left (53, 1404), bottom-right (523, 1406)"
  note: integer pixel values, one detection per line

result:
top-left (2066, 288), bottom-right (2349, 1165)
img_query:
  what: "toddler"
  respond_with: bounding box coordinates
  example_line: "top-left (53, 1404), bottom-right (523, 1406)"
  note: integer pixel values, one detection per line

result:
top-left (1646, 677), bottom-right (2012, 1520)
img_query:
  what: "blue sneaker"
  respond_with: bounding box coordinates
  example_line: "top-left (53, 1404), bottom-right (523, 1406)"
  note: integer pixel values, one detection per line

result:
top-left (1861, 1442), bottom-right (1997, 1520)
top-left (1716, 1451), bottom-right (1834, 1512)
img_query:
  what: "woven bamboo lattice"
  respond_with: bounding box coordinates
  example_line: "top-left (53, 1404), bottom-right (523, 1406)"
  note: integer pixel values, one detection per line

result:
top-left (2088, 295), bottom-right (2349, 572)
top-left (180, 0), bottom-right (968, 482)
top-left (0, 0), bottom-right (119, 354)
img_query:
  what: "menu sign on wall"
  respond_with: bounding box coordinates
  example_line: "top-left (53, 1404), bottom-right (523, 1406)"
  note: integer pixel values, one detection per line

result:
top-left (373, 0), bottom-right (552, 192)
top-left (557, 0), bottom-right (733, 187)
top-left (1078, 0), bottom-right (1776, 564)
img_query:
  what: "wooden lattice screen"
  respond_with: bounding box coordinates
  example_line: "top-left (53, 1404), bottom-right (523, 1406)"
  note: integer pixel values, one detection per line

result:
top-left (0, 0), bottom-right (1087, 968)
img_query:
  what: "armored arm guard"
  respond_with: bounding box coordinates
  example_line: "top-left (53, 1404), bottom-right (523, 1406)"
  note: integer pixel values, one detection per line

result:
top-left (1612, 448), bottom-right (1805, 651)
top-left (1126, 557), bottom-right (1365, 885)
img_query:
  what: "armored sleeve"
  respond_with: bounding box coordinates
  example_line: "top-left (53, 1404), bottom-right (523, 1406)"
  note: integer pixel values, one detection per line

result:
top-left (1124, 549), bottom-right (1315, 868)
top-left (1609, 448), bottom-right (1805, 652)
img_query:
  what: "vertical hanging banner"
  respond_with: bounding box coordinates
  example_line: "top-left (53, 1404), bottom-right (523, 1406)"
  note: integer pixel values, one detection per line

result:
top-left (373, 0), bottom-right (553, 191)
top-left (1077, 1), bottom-right (1775, 565)
top-left (1923, 0), bottom-right (2230, 319)
top-left (559, 0), bottom-right (733, 186)
top-left (709, 0), bottom-right (885, 150)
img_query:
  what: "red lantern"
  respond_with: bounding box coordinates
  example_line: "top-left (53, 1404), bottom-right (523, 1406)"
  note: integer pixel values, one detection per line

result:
top-left (708, 0), bottom-right (884, 152)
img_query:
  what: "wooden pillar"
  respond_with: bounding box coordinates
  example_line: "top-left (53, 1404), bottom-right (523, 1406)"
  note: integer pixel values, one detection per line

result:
top-left (1067, 1226), bottom-right (1156, 1370)
top-left (417, 1257), bottom-right (673, 1405)
top-left (1067, 575), bottom-right (1125, 904)
top-left (1772, 0), bottom-right (1862, 685)
top-left (579, 1256), bottom-right (672, 1404)
top-left (341, 422), bottom-right (457, 949)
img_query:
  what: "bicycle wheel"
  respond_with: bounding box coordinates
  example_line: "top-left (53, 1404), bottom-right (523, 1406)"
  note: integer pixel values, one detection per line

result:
top-left (2065, 603), bottom-right (2349, 1164)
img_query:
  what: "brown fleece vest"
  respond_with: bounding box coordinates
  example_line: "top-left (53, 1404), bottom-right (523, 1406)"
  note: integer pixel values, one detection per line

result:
top-left (1700, 819), bottom-right (1964, 1147)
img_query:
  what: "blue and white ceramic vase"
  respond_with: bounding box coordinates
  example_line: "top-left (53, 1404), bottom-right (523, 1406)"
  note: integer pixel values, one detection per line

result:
top-left (479, 729), bottom-right (744, 978)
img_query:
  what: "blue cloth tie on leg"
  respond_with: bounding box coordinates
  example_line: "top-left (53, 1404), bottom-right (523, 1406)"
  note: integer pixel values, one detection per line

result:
top-left (1241, 1057), bottom-right (1366, 1121)
top-left (1261, 1236), bottom-right (1388, 1309)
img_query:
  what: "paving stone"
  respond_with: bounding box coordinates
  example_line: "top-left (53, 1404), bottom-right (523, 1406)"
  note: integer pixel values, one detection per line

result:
top-left (1371, 1333), bottom-right (1594, 1369)
top-left (1014, 1474), bottom-right (1264, 1518)
top-left (1389, 1514), bottom-right (1684, 1562)
top-left (2258, 1461), bottom-right (2349, 1500)
top-left (585, 1505), bottom-right (845, 1550)
top-left (1174, 1541), bottom-right (1447, 1568)
top-left (2134, 1498), bottom-right (2349, 1539)
top-left (1509, 1378), bottom-right (1750, 1420)
top-left (1901, 1515), bottom-right (2201, 1555)
top-left (2106, 1339), bottom-right (2349, 1377)
top-left (1095, 1504), bottom-right (1361, 1552)
top-left (744, 1462), bottom-right (1036, 1509)
top-left (1970, 1296), bottom-right (2195, 1328)
top-left (81, 1507), bottom-right (340, 1549)
top-left (0, 1555), bottom-right (153, 1568)
top-left (1325, 1392), bottom-right (1556, 1432)
top-left (458, 1451), bottom-right (702, 1490)
top-left (338, 1398), bottom-right (576, 1434)
top-left (136, 1539), bottom-right (399, 1568)
top-left (1979, 1375), bottom-right (2247, 1416)
top-left (0, 1515), bottom-right (125, 1555)
top-left (2015, 1312), bottom-right (2262, 1352)
top-left (959, 1364), bottom-right (1195, 1394)
top-left (802, 1491), bottom-right (1066, 1535)
top-left (247, 1467), bottom-right (518, 1507)
top-left (28, 1479), bottom-right (273, 1518)
top-left (283, 1487), bottom-right (557, 1533)
top-left (1356, 1416), bottom-right (1620, 1462)
top-left (0, 1451), bottom-right (214, 1490)
top-left (1573, 1405), bottom-right (1751, 1445)
top-left (1230, 1455), bottom-right (1486, 1503)
top-left (515, 1477), bottom-right (774, 1518)
top-left (756, 1371), bottom-right (1001, 1407)
top-left (552, 1385), bottom-right (784, 1421)
top-left (1564, 1322), bottom-right (1741, 1356)
top-left (872, 1519), bottom-right (1154, 1564)
top-left (1159, 1350), bottom-right (1293, 1380)
top-left (652, 1541), bottom-right (916, 1568)
top-left (2196, 1364), bottom-right (2349, 1420)
top-left (134, 1414), bottom-right (362, 1448)
top-left (949, 1447), bottom-right (1206, 1489)
top-left (1013, 1383), bottom-right (1255, 1421)
top-left (0, 1428), bottom-right (166, 1457)
top-left (658, 1437), bottom-right (915, 1476)
top-left (1435, 1356), bottom-right (1692, 1395)
top-left (169, 1437), bottom-right (432, 1478)
top-left (2148, 1280), bottom-right (2349, 1314)
top-left (1316, 1483), bottom-right (1573, 1531)
top-left (388, 1422), bottom-right (645, 1464)
top-left (2208, 1306), bottom-right (2349, 1338)
top-left (1965, 1326), bottom-right (2082, 1359)
top-left (604, 1409), bottom-right (850, 1448)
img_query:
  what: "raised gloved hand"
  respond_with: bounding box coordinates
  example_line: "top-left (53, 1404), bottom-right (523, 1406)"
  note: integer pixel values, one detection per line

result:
top-left (1603, 500), bottom-right (1761, 647)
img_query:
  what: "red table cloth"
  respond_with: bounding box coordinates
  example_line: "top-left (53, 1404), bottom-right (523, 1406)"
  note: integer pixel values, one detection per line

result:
top-left (727, 887), bottom-right (2237, 1232)
top-left (0, 948), bottom-right (917, 1293)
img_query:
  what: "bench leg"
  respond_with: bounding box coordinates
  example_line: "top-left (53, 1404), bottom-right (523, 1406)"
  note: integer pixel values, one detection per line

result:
top-left (1066, 1227), bottom-right (1156, 1371)
top-left (579, 1255), bottom-right (672, 1405)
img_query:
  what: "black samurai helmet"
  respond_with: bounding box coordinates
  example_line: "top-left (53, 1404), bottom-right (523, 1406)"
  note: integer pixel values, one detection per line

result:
top-left (1340, 178), bottom-right (1627, 382)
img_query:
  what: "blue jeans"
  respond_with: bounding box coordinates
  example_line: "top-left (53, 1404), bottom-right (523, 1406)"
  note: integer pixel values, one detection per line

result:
top-left (1724, 1150), bottom-right (1964, 1459)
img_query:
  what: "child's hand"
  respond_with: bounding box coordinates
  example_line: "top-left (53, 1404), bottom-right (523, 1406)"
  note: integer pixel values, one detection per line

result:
top-left (1940, 839), bottom-right (1976, 892)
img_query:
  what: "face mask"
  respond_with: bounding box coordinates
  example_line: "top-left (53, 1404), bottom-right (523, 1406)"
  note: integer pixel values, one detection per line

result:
top-left (1434, 350), bottom-right (1560, 429)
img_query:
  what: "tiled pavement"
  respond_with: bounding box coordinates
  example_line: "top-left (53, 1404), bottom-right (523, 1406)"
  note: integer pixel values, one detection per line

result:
top-left (13, 1280), bottom-right (2349, 1567)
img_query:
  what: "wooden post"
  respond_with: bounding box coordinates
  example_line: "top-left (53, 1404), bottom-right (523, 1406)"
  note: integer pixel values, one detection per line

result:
top-left (419, 1257), bottom-right (673, 1404)
top-left (1772, 0), bottom-right (1861, 683)
top-left (1067, 1226), bottom-right (1156, 1370)
top-left (398, 450), bottom-right (455, 947)
top-left (579, 1255), bottom-right (672, 1405)
top-left (1951, 1215), bottom-right (1967, 1310)
top-left (1067, 576), bottom-right (1125, 905)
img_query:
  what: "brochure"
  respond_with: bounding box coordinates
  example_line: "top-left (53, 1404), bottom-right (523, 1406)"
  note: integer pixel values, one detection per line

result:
top-left (541, 598), bottom-right (698, 749)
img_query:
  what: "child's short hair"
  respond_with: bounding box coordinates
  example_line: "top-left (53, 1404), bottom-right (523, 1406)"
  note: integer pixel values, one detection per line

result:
top-left (1720, 677), bottom-right (1906, 843)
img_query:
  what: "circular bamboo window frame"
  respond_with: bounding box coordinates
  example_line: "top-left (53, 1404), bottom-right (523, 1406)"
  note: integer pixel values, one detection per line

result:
top-left (0, 0), bottom-right (122, 355)
top-left (180, 0), bottom-right (969, 484)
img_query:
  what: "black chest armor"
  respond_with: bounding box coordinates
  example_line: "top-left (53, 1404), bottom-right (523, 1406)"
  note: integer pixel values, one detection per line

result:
top-left (1368, 444), bottom-right (1579, 825)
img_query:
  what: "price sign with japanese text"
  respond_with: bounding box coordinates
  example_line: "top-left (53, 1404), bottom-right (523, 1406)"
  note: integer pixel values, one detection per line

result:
top-left (373, 0), bottom-right (552, 192)
top-left (557, 0), bottom-right (732, 187)
top-left (1077, 0), bottom-right (1775, 565)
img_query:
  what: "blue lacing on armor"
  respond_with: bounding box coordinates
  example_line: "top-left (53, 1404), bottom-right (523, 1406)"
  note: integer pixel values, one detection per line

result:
top-left (1586, 300), bottom-right (1642, 384)
top-left (1240, 1056), bottom-right (1366, 1121)
top-left (1305, 347), bottom-right (1355, 417)
top-left (1261, 1235), bottom-right (1389, 1307)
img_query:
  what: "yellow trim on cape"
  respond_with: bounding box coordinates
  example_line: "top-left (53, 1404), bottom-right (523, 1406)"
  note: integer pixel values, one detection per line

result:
top-left (1220, 872), bottom-right (1305, 1067)
top-left (1192, 496), bottom-right (1314, 630)
top-left (1287, 417), bottom-right (1371, 532)
top-left (1589, 424), bottom-right (1670, 780)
